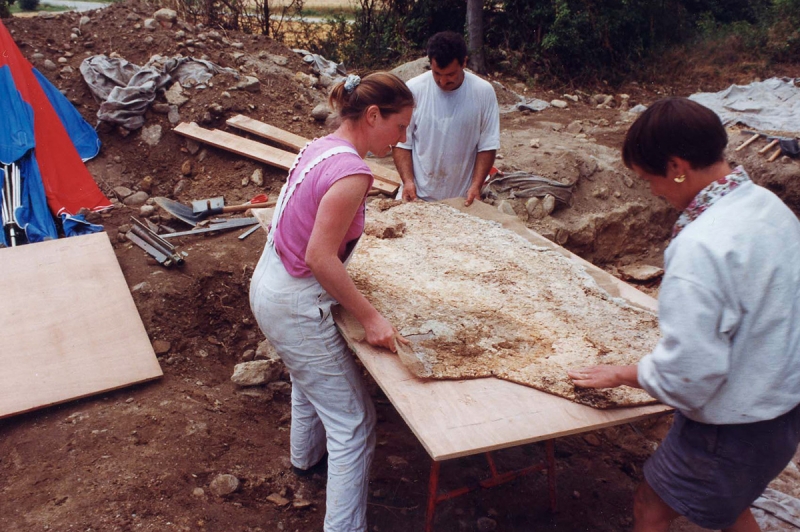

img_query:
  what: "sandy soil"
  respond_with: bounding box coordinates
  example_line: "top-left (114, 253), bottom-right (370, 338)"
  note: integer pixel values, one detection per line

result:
top-left (1, 1), bottom-right (800, 531)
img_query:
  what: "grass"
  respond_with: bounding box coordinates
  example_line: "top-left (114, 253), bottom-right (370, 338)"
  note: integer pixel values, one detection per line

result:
top-left (10, 2), bottom-right (67, 13)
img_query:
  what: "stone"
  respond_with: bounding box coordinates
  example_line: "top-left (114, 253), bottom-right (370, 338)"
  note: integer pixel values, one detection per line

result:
top-left (209, 474), bottom-right (239, 497)
top-left (255, 339), bottom-right (280, 361)
top-left (57, 57), bottom-right (68, 64)
top-left (151, 103), bottom-right (170, 114)
top-left (563, 94), bottom-right (578, 102)
top-left (173, 179), bottom-right (189, 196)
top-left (566, 120), bottom-right (583, 134)
top-left (241, 174), bottom-right (250, 187)
top-left (622, 174), bottom-right (634, 188)
top-left (168, 106), bottom-right (181, 125)
top-left (192, 488), bottom-right (205, 497)
top-left (267, 381), bottom-right (291, 396)
top-left (617, 264), bottom-right (664, 282)
top-left (266, 493), bottom-right (290, 506)
top-left (126, 12), bottom-right (140, 21)
top-left (181, 160), bottom-right (193, 176)
top-left (250, 168), bottom-right (263, 186)
top-left (583, 433), bottom-right (601, 446)
top-left (311, 103), bottom-right (331, 122)
top-left (43, 59), bottom-right (57, 71)
top-left (79, 15), bottom-right (90, 26)
top-left (241, 349), bottom-right (255, 362)
top-left (476, 517), bottom-right (497, 531)
top-left (497, 200), bottom-right (516, 217)
top-left (235, 75), bottom-right (261, 92)
top-left (186, 139), bottom-right (200, 155)
top-left (591, 93), bottom-right (610, 105)
top-left (529, 138), bottom-right (540, 149)
top-left (139, 204), bottom-right (156, 217)
top-left (293, 499), bottom-right (313, 509)
top-left (165, 83), bottom-right (189, 106)
top-left (113, 186), bottom-right (133, 199)
top-left (144, 19), bottom-right (158, 31)
top-left (231, 360), bottom-right (282, 387)
top-left (154, 8), bottom-right (178, 25)
top-left (123, 191), bottom-right (149, 206)
top-left (550, 99), bottom-right (568, 109)
top-left (541, 194), bottom-right (556, 216)
top-left (152, 340), bottom-right (171, 355)
top-left (591, 187), bottom-right (609, 200)
top-left (294, 72), bottom-right (317, 88)
top-left (141, 125), bottom-right (163, 146)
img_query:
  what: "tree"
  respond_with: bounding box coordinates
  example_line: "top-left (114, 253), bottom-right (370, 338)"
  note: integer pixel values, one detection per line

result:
top-left (466, 0), bottom-right (486, 73)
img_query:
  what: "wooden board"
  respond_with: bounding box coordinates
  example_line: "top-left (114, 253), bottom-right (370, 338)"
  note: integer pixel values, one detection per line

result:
top-left (334, 199), bottom-right (671, 461)
top-left (226, 115), bottom-right (403, 192)
top-left (0, 233), bottom-right (163, 419)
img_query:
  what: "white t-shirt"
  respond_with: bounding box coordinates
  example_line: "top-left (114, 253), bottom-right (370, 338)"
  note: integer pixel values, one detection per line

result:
top-left (396, 70), bottom-right (500, 201)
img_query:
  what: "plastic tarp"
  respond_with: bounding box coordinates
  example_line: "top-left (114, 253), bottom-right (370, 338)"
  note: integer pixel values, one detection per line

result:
top-left (80, 54), bottom-right (239, 130)
top-left (0, 20), bottom-right (110, 231)
top-left (689, 77), bottom-right (800, 135)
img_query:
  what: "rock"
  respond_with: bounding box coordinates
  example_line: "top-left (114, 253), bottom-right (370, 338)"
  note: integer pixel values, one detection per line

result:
top-left (591, 93), bottom-right (610, 105)
top-left (497, 200), bottom-right (516, 216)
top-left (207, 103), bottom-right (224, 117)
top-left (617, 264), bottom-right (664, 282)
top-left (563, 94), bottom-right (578, 102)
top-left (566, 120), bottom-right (583, 134)
top-left (583, 433), bottom-right (601, 446)
top-left (541, 194), bottom-right (556, 215)
top-left (118, 224), bottom-right (132, 234)
top-left (292, 499), bottom-right (313, 509)
top-left (529, 138), bottom-right (540, 148)
top-left (209, 474), bottom-right (239, 497)
top-left (181, 160), bottom-right (193, 176)
top-left (476, 517), bottom-right (497, 531)
top-left (294, 71), bottom-right (317, 88)
top-left (154, 8), bottom-right (178, 26)
top-left (192, 488), bottom-right (205, 497)
top-left (255, 339), bottom-right (280, 361)
top-left (152, 340), bottom-right (171, 355)
top-left (113, 186), bottom-right (133, 199)
top-left (266, 53), bottom-right (288, 66)
top-left (57, 57), bottom-right (68, 64)
top-left (231, 360), bottom-right (282, 387)
top-left (618, 94), bottom-right (630, 112)
top-left (168, 106), bottom-right (181, 125)
top-left (389, 56), bottom-right (430, 82)
top-left (591, 187), bottom-right (609, 200)
top-left (241, 174), bottom-right (250, 187)
top-left (126, 12), bottom-right (140, 21)
top-left (550, 99), bottom-right (568, 109)
top-left (123, 191), bottom-right (149, 206)
top-left (165, 83), bottom-right (189, 106)
top-left (144, 36), bottom-right (154, 46)
top-left (235, 75), bottom-right (261, 92)
top-left (173, 179), bottom-right (189, 196)
top-left (241, 349), bottom-right (255, 362)
top-left (141, 125), bottom-right (163, 146)
top-left (629, 103), bottom-right (647, 114)
top-left (251, 168), bottom-right (263, 186)
top-left (79, 15), bottom-right (90, 26)
top-left (311, 103), bottom-right (331, 122)
top-left (151, 103), bottom-right (170, 114)
top-left (43, 59), bottom-right (57, 71)
top-left (267, 381), bottom-right (291, 396)
top-left (186, 139), bottom-right (200, 155)
top-left (387, 456), bottom-right (409, 469)
top-left (622, 174), bottom-right (634, 188)
top-left (318, 74), bottom-right (336, 88)
top-left (139, 204), bottom-right (156, 217)
top-left (266, 493), bottom-right (290, 506)
top-left (144, 18), bottom-right (158, 31)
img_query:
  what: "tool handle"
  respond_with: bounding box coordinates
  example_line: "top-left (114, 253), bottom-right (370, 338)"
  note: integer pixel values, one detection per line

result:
top-left (759, 139), bottom-right (780, 154)
top-left (735, 133), bottom-right (761, 151)
top-left (220, 200), bottom-right (277, 213)
top-left (768, 147), bottom-right (782, 162)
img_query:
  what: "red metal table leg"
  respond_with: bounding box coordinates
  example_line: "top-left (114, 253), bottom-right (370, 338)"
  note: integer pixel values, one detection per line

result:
top-left (425, 460), bottom-right (441, 532)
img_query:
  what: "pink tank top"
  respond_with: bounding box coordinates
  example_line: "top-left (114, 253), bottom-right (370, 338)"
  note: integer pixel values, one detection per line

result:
top-left (273, 135), bottom-right (373, 277)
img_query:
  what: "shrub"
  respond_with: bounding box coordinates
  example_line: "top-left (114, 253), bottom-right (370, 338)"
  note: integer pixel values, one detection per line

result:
top-left (18, 0), bottom-right (39, 11)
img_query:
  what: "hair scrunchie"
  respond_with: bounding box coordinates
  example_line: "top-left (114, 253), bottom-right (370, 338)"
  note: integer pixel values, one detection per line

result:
top-left (344, 74), bottom-right (361, 94)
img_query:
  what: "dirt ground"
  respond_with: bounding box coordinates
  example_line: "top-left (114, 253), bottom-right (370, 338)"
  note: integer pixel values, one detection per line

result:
top-left (2, 1), bottom-right (800, 531)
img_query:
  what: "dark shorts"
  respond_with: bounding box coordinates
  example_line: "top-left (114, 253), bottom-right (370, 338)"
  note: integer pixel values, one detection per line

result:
top-left (643, 405), bottom-right (800, 530)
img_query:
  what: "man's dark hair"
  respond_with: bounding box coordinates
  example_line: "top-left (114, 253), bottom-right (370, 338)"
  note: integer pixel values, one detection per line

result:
top-left (622, 97), bottom-right (727, 176)
top-left (427, 31), bottom-right (468, 68)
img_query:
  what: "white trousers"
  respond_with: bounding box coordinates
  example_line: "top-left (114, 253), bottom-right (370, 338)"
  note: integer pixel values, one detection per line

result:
top-left (249, 246), bottom-right (376, 532)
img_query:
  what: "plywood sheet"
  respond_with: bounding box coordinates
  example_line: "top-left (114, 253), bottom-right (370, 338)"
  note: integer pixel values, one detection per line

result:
top-left (0, 233), bottom-right (163, 419)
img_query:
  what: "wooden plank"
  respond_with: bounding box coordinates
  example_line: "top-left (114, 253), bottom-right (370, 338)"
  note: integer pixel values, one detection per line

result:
top-left (0, 233), bottom-right (163, 419)
top-left (226, 115), bottom-right (402, 192)
top-left (334, 198), bottom-right (671, 461)
top-left (175, 122), bottom-right (397, 196)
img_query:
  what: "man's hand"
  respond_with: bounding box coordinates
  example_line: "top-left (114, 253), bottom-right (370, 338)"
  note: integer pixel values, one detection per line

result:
top-left (568, 365), bottom-right (640, 389)
top-left (402, 182), bottom-right (418, 202)
top-left (464, 183), bottom-right (482, 206)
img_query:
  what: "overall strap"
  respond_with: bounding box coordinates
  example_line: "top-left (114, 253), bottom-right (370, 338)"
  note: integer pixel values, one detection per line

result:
top-left (267, 143), bottom-right (359, 245)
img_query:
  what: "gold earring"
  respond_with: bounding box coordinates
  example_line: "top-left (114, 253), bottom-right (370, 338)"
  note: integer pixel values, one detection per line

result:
top-left (674, 174), bottom-right (686, 183)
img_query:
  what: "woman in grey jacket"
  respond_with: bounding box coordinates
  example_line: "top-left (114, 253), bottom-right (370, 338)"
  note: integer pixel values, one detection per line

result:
top-left (569, 97), bottom-right (800, 532)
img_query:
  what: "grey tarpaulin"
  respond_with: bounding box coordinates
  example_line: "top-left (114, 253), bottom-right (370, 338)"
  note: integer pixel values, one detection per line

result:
top-left (752, 488), bottom-right (800, 530)
top-left (80, 54), bottom-right (240, 130)
top-left (689, 77), bottom-right (800, 135)
top-left (291, 48), bottom-right (346, 78)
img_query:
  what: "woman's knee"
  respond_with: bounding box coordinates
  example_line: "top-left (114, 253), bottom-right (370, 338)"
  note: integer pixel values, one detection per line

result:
top-left (634, 481), bottom-right (676, 531)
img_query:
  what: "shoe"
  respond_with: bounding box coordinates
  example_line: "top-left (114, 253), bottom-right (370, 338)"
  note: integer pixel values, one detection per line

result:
top-left (292, 453), bottom-right (328, 477)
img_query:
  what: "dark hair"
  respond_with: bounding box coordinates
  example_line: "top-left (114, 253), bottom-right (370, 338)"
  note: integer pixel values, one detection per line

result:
top-left (427, 31), bottom-right (468, 68)
top-left (328, 72), bottom-right (414, 122)
top-left (622, 97), bottom-right (728, 176)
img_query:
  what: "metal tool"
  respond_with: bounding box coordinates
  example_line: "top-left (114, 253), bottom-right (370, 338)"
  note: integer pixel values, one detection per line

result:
top-left (191, 196), bottom-right (225, 214)
top-left (154, 197), bottom-right (276, 226)
top-left (125, 217), bottom-right (185, 267)
top-left (1, 163), bottom-right (21, 247)
top-left (160, 217), bottom-right (260, 239)
top-left (238, 224), bottom-right (261, 240)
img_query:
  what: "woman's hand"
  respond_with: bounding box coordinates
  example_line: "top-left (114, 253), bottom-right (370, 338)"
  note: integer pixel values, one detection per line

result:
top-left (402, 182), bottom-right (418, 202)
top-left (568, 365), bottom-right (640, 389)
top-left (363, 313), bottom-right (408, 353)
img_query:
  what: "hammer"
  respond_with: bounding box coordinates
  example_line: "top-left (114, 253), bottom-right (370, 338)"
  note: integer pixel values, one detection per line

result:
top-left (739, 131), bottom-right (800, 162)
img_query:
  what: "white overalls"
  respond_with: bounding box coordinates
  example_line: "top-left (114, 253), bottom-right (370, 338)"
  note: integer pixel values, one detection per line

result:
top-left (249, 144), bottom-right (376, 532)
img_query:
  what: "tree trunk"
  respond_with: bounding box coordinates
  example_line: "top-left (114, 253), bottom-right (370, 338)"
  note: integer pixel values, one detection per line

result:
top-left (466, 0), bottom-right (486, 74)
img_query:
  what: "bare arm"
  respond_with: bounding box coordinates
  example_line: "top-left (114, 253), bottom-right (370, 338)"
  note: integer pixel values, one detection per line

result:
top-left (465, 150), bottom-right (496, 206)
top-left (568, 365), bottom-right (641, 389)
top-left (392, 147), bottom-right (417, 201)
top-left (305, 175), bottom-right (403, 352)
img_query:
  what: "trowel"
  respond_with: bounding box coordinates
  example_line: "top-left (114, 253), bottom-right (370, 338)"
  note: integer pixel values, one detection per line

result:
top-left (154, 195), bottom-right (275, 226)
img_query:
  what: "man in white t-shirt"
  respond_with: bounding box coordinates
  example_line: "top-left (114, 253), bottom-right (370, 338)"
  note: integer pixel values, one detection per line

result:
top-left (392, 31), bottom-right (500, 205)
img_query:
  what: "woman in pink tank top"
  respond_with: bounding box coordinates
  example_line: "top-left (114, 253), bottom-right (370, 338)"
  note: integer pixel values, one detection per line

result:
top-left (249, 72), bottom-right (413, 532)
